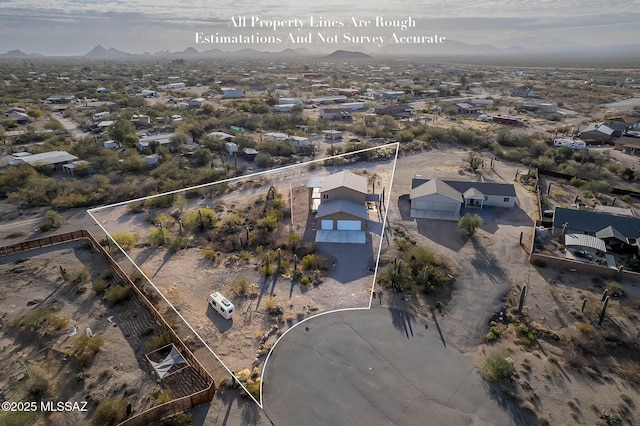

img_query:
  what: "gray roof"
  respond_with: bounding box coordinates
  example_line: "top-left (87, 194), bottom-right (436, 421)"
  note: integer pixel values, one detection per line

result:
top-left (410, 178), bottom-right (463, 202)
top-left (316, 199), bottom-right (368, 220)
top-left (443, 180), bottom-right (517, 197)
top-left (595, 226), bottom-right (629, 243)
top-left (16, 151), bottom-right (78, 166)
top-left (564, 234), bottom-right (607, 252)
top-left (410, 177), bottom-right (516, 199)
top-left (463, 188), bottom-right (485, 199)
top-left (320, 171), bottom-right (367, 194)
top-left (553, 207), bottom-right (640, 240)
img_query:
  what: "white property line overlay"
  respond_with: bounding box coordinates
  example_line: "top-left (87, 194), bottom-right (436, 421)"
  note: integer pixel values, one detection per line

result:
top-left (87, 142), bottom-right (400, 409)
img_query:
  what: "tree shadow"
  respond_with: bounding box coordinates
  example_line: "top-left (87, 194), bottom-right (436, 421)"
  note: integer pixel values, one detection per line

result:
top-left (471, 238), bottom-right (507, 284)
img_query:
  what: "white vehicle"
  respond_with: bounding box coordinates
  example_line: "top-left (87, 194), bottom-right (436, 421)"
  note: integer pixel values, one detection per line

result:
top-left (554, 138), bottom-right (585, 149)
top-left (208, 292), bottom-right (234, 320)
top-left (478, 114), bottom-right (492, 122)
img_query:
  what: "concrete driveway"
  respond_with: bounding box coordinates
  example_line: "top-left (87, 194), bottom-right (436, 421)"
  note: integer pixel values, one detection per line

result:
top-left (262, 308), bottom-right (531, 426)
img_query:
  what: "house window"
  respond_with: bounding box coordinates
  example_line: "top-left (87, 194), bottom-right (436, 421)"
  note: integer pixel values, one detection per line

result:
top-left (322, 194), bottom-right (329, 200)
top-left (503, 197), bottom-right (510, 202)
top-left (484, 196), bottom-right (488, 201)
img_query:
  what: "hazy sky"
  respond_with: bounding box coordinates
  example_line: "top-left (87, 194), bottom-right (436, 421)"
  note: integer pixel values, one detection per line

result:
top-left (0, 0), bottom-right (638, 55)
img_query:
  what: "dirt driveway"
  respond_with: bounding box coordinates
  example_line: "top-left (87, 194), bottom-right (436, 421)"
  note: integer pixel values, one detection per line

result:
top-left (382, 147), bottom-right (538, 352)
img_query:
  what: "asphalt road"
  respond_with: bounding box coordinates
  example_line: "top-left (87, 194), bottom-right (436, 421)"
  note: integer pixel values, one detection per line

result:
top-left (263, 308), bottom-right (530, 426)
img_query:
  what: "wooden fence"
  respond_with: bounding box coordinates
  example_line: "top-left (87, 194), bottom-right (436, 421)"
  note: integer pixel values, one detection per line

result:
top-left (0, 230), bottom-right (89, 255)
top-left (0, 230), bottom-right (216, 425)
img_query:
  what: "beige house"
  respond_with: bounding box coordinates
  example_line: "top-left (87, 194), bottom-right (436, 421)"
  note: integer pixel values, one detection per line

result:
top-left (306, 171), bottom-right (372, 243)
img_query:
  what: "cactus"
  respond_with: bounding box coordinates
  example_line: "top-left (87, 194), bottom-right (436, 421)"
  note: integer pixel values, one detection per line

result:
top-left (293, 254), bottom-right (298, 271)
top-left (581, 298), bottom-right (587, 313)
top-left (601, 288), bottom-right (608, 302)
top-left (598, 296), bottom-right (610, 326)
top-left (518, 285), bottom-right (528, 313)
top-left (265, 252), bottom-right (270, 270)
top-left (277, 248), bottom-right (282, 270)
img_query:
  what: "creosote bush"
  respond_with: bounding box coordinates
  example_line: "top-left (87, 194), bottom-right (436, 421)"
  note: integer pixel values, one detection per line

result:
top-left (480, 350), bottom-right (515, 382)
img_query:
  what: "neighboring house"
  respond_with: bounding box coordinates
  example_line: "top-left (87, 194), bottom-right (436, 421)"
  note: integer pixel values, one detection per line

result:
top-left (4, 111), bottom-right (31, 124)
top-left (103, 140), bottom-right (120, 149)
top-left (208, 131), bottom-right (235, 142)
top-left (130, 114), bottom-right (151, 127)
top-left (552, 207), bottom-right (640, 254)
top-left (307, 171), bottom-right (375, 243)
top-left (10, 150), bottom-right (78, 169)
top-left (578, 123), bottom-right (615, 142)
top-left (221, 87), bottom-right (243, 98)
top-left (410, 177), bottom-right (517, 220)
top-left (166, 82), bottom-right (186, 89)
top-left (46, 95), bottom-right (75, 104)
top-left (273, 104), bottom-right (296, 113)
top-left (322, 130), bottom-right (343, 141)
top-left (374, 104), bottom-right (413, 118)
top-left (189, 98), bottom-right (205, 108)
top-left (454, 102), bottom-right (481, 115)
top-left (320, 108), bottom-right (352, 120)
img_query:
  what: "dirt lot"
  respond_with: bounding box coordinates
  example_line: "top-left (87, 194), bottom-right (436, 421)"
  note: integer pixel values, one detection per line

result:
top-left (0, 241), bottom-right (164, 425)
top-left (384, 147), bottom-right (640, 425)
top-left (88, 154), bottom-right (395, 402)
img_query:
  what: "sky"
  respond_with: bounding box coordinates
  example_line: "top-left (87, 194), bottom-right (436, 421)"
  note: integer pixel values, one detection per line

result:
top-left (0, 0), bottom-right (638, 55)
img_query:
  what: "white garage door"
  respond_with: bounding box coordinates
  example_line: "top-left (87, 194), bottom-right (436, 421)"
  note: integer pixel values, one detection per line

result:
top-left (430, 201), bottom-right (458, 212)
top-left (337, 220), bottom-right (361, 231)
top-left (321, 220), bottom-right (334, 230)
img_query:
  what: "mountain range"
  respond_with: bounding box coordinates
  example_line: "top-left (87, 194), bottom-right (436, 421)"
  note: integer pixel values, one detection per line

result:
top-left (1, 41), bottom-right (639, 60)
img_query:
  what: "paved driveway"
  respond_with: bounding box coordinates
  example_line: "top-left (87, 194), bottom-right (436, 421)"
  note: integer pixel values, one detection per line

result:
top-left (263, 308), bottom-right (531, 426)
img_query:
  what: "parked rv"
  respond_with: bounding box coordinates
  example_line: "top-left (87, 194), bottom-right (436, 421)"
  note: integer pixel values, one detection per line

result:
top-left (208, 292), bottom-right (234, 320)
top-left (554, 138), bottom-right (586, 149)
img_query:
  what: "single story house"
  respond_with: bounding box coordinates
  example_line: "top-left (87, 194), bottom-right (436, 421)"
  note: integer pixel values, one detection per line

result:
top-left (410, 177), bottom-right (517, 220)
top-left (578, 123), bottom-right (615, 142)
top-left (552, 207), bottom-right (640, 254)
top-left (320, 108), bottom-right (352, 120)
top-left (374, 104), bottom-right (413, 118)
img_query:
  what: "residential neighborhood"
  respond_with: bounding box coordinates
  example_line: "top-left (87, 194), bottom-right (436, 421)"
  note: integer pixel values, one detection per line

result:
top-left (1, 29), bottom-right (640, 426)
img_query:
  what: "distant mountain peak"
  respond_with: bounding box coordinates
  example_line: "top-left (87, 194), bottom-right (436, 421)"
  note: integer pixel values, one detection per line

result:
top-left (324, 50), bottom-right (372, 59)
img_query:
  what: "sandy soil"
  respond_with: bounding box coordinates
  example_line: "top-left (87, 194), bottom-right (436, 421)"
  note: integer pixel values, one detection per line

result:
top-left (0, 241), bottom-right (162, 425)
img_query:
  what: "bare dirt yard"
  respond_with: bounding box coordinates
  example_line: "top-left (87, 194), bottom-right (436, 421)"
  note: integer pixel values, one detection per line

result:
top-left (381, 146), bottom-right (640, 425)
top-left (0, 240), bottom-right (179, 426)
top-left (88, 155), bottom-right (395, 405)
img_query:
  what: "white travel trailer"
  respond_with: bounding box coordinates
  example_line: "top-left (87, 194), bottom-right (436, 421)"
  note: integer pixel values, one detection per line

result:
top-left (208, 292), bottom-right (235, 320)
top-left (554, 138), bottom-right (585, 149)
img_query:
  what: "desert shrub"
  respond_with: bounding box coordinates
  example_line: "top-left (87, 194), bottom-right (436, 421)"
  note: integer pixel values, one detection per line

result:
top-left (245, 379), bottom-right (261, 399)
top-left (576, 322), bottom-right (594, 334)
top-left (631, 299), bottom-right (640, 309)
top-left (618, 361), bottom-right (640, 383)
top-left (605, 282), bottom-right (624, 297)
top-left (149, 227), bottom-right (170, 246)
top-left (621, 194), bottom-right (632, 202)
top-left (484, 326), bottom-right (502, 342)
top-left (202, 247), bottom-right (218, 261)
top-left (111, 232), bottom-right (139, 251)
top-left (628, 257), bottom-right (640, 272)
top-left (104, 285), bottom-right (131, 306)
top-left (67, 265), bottom-right (91, 284)
top-left (264, 296), bottom-right (282, 315)
top-left (145, 332), bottom-right (173, 352)
top-left (91, 397), bottom-right (128, 426)
top-left (168, 236), bottom-right (189, 253)
top-left (300, 276), bottom-right (310, 285)
top-left (161, 412), bottom-right (193, 426)
top-left (570, 177), bottom-right (586, 187)
top-left (231, 275), bottom-right (256, 297)
top-left (259, 264), bottom-right (276, 276)
top-left (300, 254), bottom-right (329, 271)
top-left (0, 411), bottom-right (36, 426)
top-left (25, 366), bottom-right (50, 400)
top-left (155, 388), bottom-right (173, 404)
top-left (74, 335), bottom-right (105, 367)
top-left (12, 308), bottom-right (68, 332)
top-left (515, 323), bottom-right (536, 347)
top-left (457, 213), bottom-right (483, 236)
top-left (92, 279), bottom-right (108, 293)
top-left (183, 207), bottom-right (217, 232)
top-left (221, 213), bottom-right (243, 234)
top-left (480, 350), bottom-right (515, 381)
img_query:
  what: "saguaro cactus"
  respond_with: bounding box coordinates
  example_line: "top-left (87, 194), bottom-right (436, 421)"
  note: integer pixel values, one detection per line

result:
top-left (518, 285), bottom-right (528, 313)
top-left (598, 296), bottom-right (610, 326)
